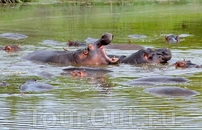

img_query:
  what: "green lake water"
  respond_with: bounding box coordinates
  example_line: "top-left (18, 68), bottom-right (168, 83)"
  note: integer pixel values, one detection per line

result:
top-left (0, 1), bottom-right (202, 129)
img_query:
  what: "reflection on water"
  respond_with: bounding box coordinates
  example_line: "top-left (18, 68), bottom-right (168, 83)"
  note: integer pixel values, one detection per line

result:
top-left (0, 1), bottom-right (202, 129)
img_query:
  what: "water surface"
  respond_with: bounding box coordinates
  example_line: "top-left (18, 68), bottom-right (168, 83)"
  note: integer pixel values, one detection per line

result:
top-left (0, 1), bottom-right (202, 129)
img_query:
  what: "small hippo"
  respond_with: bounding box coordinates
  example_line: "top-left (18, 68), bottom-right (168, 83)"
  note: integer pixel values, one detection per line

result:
top-left (0, 44), bottom-right (22, 52)
top-left (165, 35), bottom-right (180, 43)
top-left (19, 79), bottom-right (56, 93)
top-left (174, 59), bottom-right (202, 68)
top-left (61, 67), bottom-right (112, 78)
top-left (128, 76), bottom-right (189, 86)
top-left (109, 48), bottom-right (172, 65)
top-left (67, 40), bottom-right (87, 47)
top-left (144, 86), bottom-right (199, 97)
top-left (23, 33), bottom-right (119, 66)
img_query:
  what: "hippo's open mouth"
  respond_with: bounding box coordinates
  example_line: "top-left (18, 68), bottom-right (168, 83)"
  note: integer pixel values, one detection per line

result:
top-left (100, 45), bottom-right (119, 64)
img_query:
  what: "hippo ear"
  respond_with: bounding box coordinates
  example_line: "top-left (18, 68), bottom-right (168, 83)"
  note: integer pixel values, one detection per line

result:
top-left (174, 62), bottom-right (179, 68)
top-left (88, 44), bottom-right (93, 50)
top-left (5, 45), bottom-right (12, 52)
top-left (67, 40), bottom-right (72, 46)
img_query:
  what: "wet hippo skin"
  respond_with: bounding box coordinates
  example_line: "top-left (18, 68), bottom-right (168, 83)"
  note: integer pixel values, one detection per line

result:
top-left (144, 86), bottom-right (199, 97)
top-left (23, 33), bottom-right (118, 66)
top-left (109, 48), bottom-right (172, 65)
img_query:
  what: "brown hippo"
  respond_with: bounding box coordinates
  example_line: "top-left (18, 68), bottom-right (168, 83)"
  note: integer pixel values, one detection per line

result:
top-left (0, 44), bottom-right (22, 52)
top-left (165, 34), bottom-right (180, 43)
top-left (61, 67), bottom-right (112, 78)
top-left (23, 33), bottom-right (118, 66)
top-left (67, 40), bottom-right (87, 47)
top-left (174, 59), bottom-right (202, 68)
top-left (109, 48), bottom-right (172, 65)
top-left (144, 86), bottom-right (199, 97)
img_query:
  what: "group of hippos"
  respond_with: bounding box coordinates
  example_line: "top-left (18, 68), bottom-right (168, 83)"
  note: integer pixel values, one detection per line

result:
top-left (0, 32), bottom-right (200, 97)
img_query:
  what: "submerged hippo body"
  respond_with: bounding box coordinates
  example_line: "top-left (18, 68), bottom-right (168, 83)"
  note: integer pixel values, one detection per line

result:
top-left (23, 33), bottom-right (118, 66)
top-left (144, 86), bottom-right (199, 97)
top-left (128, 76), bottom-right (189, 86)
top-left (112, 48), bottom-right (172, 65)
top-left (19, 80), bottom-right (56, 93)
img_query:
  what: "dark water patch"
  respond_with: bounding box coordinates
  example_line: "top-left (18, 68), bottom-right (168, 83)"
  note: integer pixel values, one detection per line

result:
top-left (144, 86), bottom-right (199, 97)
top-left (0, 33), bottom-right (28, 40)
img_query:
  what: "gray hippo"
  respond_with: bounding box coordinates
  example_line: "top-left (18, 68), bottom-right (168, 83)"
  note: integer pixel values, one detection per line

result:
top-left (109, 48), bottom-right (172, 65)
top-left (19, 79), bottom-right (56, 93)
top-left (23, 33), bottom-right (118, 66)
top-left (128, 76), bottom-right (189, 86)
top-left (144, 86), bottom-right (199, 97)
top-left (165, 35), bottom-right (180, 43)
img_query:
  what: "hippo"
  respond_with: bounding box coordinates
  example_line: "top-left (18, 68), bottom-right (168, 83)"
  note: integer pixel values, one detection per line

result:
top-left (19, 79), bottom-right (56, 93)
top-left (0, 44), bottom-right (22, 52)
top-left (165, 35), bottom-right (180, 43)
top-left (61, 67), bottom-right (112, 78)
top-left (67, 40), bottom-right (87, 47)
top-left (174, 59), bottom-right (202, 68)
top-left (144, 86), bottom-right (199, 97)
top-left (109, 48), bottom-right (172, 65)
top-left (128, 76), bottom-right (189, 86)
top-left (23, 33), bottom-right (118, 66)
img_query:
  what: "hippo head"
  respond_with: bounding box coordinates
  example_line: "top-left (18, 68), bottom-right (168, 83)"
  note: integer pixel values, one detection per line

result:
top-left (3, 44), bottom-right (21, 52)
top-left (120, 48), bottom-right (172, 64)
top-left (72, 33), bottom-right (118, 65)
top-left (174, 59), bottom-right (201, 68)
top-left (165, 35), bottom-right (180, 43)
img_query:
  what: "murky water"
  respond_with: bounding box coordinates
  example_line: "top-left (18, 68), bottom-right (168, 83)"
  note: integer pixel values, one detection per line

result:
top-left (0, 1), bottom-right (202, 129)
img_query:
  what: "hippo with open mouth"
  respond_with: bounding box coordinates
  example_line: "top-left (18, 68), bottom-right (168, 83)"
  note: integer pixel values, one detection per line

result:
top-left (109, 48), bottom-right (172, 65)
top-left (23, 33), bottom-right (118, 66)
